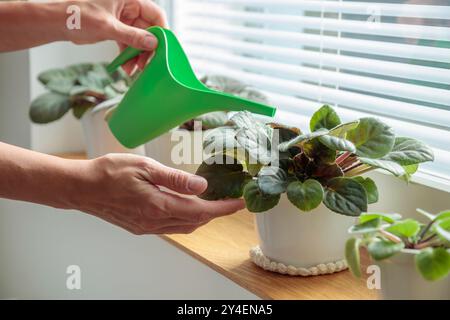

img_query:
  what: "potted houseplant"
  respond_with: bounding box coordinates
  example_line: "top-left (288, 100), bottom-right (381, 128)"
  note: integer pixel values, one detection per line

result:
top-left (195, 105), bottom-right (434, 275)
top-left (29, 63), bottom-right (145, 158)
top-left (144, 75), bottom-right (268, 173)
top-left (346, 209), bottom-right (450, 299)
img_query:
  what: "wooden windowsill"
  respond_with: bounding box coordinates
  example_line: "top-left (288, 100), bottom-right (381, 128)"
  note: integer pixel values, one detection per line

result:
top-left (55, 152), bottom-right (379, 300)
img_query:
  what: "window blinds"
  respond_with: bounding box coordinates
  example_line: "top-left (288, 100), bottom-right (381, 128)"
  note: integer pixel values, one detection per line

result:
top-left (172, 0), bottom-right (450, 189)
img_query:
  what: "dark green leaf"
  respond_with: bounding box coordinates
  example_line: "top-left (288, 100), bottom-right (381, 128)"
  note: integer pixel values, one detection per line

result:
top-left (359, 157), bottom-right (406, 177)
top-left (382, 137), bottom-right (434, 166)
top-left (243, 180), bottom-right (280, 213)
top-left (345, 237), bottom-right (362, 277)
top-left (196, 155), bottom-right (251, 200)
top-left (415, 247), bottom-right (450, 281)
top-left (302, 138), bottom-right (337, 165)
top-left (323, 177), bottom-right (368, 216)
top-left (257, 167), bottom-right (289, 195)
top-left (352, 177), bottom-right (379, 204)
top-left (310, 105), bottom-right (341, 132)
top-left (310, 162), bottom-right (344, 183)
top-left (29, 92), bottom-right (71, 124)
top-left (286, 180), bottom-right (323, 212)
top-left (278, 128), bottom-right (329, 152)
top-left (347, 117), bottom-right (395, 158)
top-left (319, 135), bottom-right (356, 153)
top-left (367, 239), bottom-right (405, 260)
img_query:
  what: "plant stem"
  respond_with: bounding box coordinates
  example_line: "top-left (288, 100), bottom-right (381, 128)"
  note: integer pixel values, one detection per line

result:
top-left (418, 219), bottom-right (435, 242)
top-left (343, 160), bottom-right (361, 173)
top-left (345, 164), bottom-right (374, 177)
top-left (336, 151), bottom-right (351, 165)
top-left (414, 238), bottom-right (441, 250)
top-left (379, 229), bottom-right (403, 243)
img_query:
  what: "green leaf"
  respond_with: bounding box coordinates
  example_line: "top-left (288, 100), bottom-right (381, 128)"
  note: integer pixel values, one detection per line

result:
top-left (401, 163), bottom-right (419, 182)
top-left (349, 217), bottom-right (382, 234)
top-left (243, 180), bottom-right (280, 213)
top-left (415, 247), bottom-right (450, 281)
top-left (319, 135), bottom-right (356, 153)
top-left (435, 210), bottom-right (450, 222)
top-left (359, 157), bottom-right (406, 177)
top-left (386, 219), bottom-right (421, 238)
top-left (347, 117), bottom-right (395, 158)
top-left (434, 218), bottom-right (450, 242)
top-left (71, 98), bottom-right (95, 119)
top-left (382, 137), bottom-right (434, 166)
top-left (323, 177), bottom-right (368, 216)
top-left (345, 237), bottom-right (362, 277)
top-left (310, 162), bottom-right (344, 183)
top-left (29, 92), bottom-right (71, 124)
top-left (194, 111), bottom-right (229, 129)
top-left (279, 128), bottom-right (329, 152)
top-left (286, 180), bottom-right (324, 212)
top-left (329, 121), bottom-right (360, 138)
top-left (196, 155), bottom-right (251, 200)
top-left (257, 167), bottom-right (289, 196)
top-left (352, 177), bottom-right (379, 204)
top-left (235, 127), bottom-right (272, 164)
top-left (367, 239), bottom-right (405, 260)
top-left (359, 212), bottom-right (402, 224)
top-left (302, 138), bottom-right (337, 165)
top-left (310, 105), bottom-right (341, 132)
top-left (203, 127), bottom-right (238, 153)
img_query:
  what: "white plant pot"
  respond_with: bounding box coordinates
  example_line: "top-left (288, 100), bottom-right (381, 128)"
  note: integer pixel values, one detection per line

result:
top-left (81, 97), bottom-right (145, 159)
top-left (253, 194), bottom-right (355, 274)
top-left (377, 249), bottom-right (450, 300)
top-left (145, 129), bottom-right (208, 174)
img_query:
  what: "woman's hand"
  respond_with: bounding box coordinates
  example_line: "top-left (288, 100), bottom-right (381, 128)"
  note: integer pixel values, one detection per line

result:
top-left (68, 0), bottom-right (168, 74)
top-left (0, 0), bottom-right (167, 74)
top-left (73, 154), bottom-right (245, 235)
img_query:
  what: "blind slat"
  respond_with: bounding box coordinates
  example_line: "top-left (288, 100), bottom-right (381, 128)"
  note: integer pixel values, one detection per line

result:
top-left (183, 32), bottom-right (450, 84)
top-left (182, 23), bottom-right (450, 63)
top-left (191, 58), bottom-right (450, 132)
top-left (186, 8), bottom-right (450, 41)
top-left (189, 0), bottom-right (450, 19)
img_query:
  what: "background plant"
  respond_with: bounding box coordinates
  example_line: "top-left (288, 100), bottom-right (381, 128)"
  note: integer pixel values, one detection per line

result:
top-left (196, 105), bottom-right (434, 216)
top-left (29, 63), bottom-right (131, 124)
top-left (179, 75), bottom-right (268, 131)
top-left (346, 209), bottom-right (450, 281)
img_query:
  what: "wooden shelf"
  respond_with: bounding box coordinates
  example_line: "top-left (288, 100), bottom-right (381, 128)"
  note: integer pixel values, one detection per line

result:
top-left (55, 153), bottom-right (379, 300)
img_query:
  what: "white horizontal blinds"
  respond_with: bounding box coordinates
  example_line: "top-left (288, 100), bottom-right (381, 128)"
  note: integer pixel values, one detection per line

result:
top-left (175, 0), bottom-right (450, 180)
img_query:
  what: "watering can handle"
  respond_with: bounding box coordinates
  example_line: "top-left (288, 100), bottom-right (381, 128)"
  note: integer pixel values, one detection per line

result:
top-left (106, 46), bottom-right (143, 74)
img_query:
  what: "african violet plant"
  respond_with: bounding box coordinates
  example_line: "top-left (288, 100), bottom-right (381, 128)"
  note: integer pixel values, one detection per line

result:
top-left (196, 105), bottom-right (434, 216)
top-left (179, 75), bottom-right (268, 131)
top-left (346, 209), bottom-right (450, 281)
top-left (29, 62), bottom-right (131, 123)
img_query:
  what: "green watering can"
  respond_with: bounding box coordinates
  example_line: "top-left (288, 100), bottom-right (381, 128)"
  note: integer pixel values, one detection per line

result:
top-left (106, 26), bottom-right (277, 148)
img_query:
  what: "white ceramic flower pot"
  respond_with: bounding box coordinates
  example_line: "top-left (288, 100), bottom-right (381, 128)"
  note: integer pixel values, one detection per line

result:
top-left (81, 96), bottom-right (145, 159)
top-left (254, 194), bottom-right (355, 272)
top-left (377, 249), bottom-right (450, 300)
top-left (145, 129), bottom-right (208, 174)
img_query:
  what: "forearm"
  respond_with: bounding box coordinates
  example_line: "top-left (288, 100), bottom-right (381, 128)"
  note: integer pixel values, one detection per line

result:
top-left (0, 142), bottom-right (90, 209)
top-left (0, 1), bottom-right (75, 52)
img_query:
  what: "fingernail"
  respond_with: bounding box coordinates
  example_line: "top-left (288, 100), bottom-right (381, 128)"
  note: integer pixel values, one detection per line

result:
top-left (187, 176), bottom-right (207, 192)
top-left (143, 34), bottom-right (157, 50)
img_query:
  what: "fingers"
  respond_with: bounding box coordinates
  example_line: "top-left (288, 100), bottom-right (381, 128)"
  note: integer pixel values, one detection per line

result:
top-left (158, 191), bottom-right (245, 223)
top-left (147, 162), bottom-right (208, 195)
top-left (137, 0), bottom-right (169, 27)
top-left (111, 20), bottom-right (158, 51)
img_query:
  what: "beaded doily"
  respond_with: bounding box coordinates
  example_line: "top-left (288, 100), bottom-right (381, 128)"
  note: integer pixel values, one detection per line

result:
top-left (249, 246), bottom-right (348, 276)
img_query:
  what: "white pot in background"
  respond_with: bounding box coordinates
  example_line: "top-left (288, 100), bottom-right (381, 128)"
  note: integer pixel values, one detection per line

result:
top-left (377, 249), bottom-right (450, 300)
top-left (254, 195), bottom-right (355, 271)
top-left (145, 129), bottom-right (208, 174)
top-left (81, 96), bottom-right (145, 159)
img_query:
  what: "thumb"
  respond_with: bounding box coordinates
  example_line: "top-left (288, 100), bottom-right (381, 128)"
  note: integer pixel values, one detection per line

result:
top-left (149, 164), bottom-right (208, 195)
top-left (112, 21), bottom-right (158, 51)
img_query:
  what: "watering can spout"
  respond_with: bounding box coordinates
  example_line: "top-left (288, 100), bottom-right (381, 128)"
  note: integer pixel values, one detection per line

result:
top-left (106, 26), bottom-right (277, 148)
